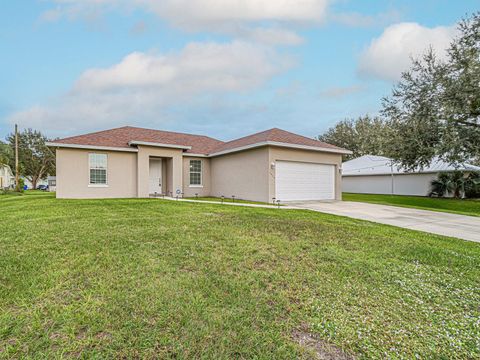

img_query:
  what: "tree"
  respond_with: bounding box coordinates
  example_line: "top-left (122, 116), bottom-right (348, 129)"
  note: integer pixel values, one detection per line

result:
top-left (0, 140), bottom-right (11, 166)
top-left (429, 171), bottom-right (479, 198)
top-left (318, 115), bottom-right (390, 160)
top-left (6, 129), bottom-right (55, 190)
top-left (382, 13), bottom-right (480, 170)
top-left (465, 172), bottom-right (480, 198)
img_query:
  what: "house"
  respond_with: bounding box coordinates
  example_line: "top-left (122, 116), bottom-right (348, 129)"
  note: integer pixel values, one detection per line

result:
top-left (342, 155), bottom-right (480, 196)
top-left (46, 126), bottom-right (351, 202)
top-left (47, 176), bottom-right (56, 192)
top-left (0, 165), bottom-right (15, 189)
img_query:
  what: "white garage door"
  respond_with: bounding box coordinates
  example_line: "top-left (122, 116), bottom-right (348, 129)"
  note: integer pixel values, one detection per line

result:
top-left (275, 161), bottom-right (335, 201)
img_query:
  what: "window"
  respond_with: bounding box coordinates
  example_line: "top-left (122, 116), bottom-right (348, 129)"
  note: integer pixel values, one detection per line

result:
top-left (89, 153), bottom-right (107, 185)
top-left (189, 160), bottom-right (202, 186)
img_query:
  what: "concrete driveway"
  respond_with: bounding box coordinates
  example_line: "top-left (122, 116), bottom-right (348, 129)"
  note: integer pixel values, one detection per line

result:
top-left (290, 201), bottom-right (480, 243)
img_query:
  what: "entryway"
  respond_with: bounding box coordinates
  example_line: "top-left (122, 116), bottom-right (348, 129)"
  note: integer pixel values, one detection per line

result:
top-left (149, 158), bottom-right (163, 195)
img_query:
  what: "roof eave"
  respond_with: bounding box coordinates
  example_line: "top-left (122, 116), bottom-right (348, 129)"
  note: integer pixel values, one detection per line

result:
top-left (209, 141), bottom-right (352, 157)
top-left (46, 142), bottom-right (138, 153)
top-left (128, 140), bottom-right (192, 150)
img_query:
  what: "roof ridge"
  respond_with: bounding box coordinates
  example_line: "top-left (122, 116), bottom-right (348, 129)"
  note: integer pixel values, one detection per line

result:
top-left (122, 126), bottom-right (224, 143)
top-left (55, 125), bottom-right (131, 142)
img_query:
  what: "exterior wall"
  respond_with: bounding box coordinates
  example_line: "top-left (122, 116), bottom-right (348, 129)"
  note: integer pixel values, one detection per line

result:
top-left (343, 173), bottom-right (439, 196)
top-left (182, 157), bottom-right (211, 197)
top-left (268, 146), bottom-right (343, 201)
top-left (56, 148), bottom-right (137, 199)
top-left (54, 145), bottom-right (344, 200)
top-left (210, 147), bottom-right (270, 202)
top-left (136, 145), bottom-right (183, 198)
top-left (0, 165), bottom-right (15, 189)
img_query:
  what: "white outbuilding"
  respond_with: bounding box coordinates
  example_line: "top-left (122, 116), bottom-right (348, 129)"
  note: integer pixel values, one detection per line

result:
top-left (0, 165), bottom-right (15, 189)
top-left (342, 155), bottom-right (480, 196)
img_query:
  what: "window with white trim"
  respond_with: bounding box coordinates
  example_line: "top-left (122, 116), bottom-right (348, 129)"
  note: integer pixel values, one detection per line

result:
top-left (89, 153), bottom-right (108, 185)
top-left (189, 160), bottom-right (202, 186)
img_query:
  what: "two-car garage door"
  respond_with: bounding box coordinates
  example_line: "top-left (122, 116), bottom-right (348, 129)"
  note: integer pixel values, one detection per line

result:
top-left (275, 161), bottom-right (335, 201)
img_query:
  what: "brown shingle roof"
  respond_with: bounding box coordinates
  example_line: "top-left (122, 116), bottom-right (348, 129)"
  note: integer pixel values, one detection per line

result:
top-left (51, 126), bottom-right (347, 155)
top-left (211, 128), bottom-right (344, 154)
top-left (52, 126), bottom-right (224, 154)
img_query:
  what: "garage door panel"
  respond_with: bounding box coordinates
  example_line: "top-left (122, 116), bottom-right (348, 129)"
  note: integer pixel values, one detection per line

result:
top-left (275, 161), bottom-right (335, 201)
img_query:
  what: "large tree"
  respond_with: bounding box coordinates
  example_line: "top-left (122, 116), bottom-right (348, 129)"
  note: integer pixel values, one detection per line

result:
top-left (0, 140), bottom-right (11, 166)
top-left (7, 129), bottom-right (55, 189)
top-left (382, 13), bottom-right (480, 170)
top-left (318, 115), bottom-right (389, 160)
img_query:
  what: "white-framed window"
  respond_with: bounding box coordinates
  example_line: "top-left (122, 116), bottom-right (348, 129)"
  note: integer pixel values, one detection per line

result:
top-left (189, 160), bottom-right (202, 186)
top-left (89, 153), bottom-right (108, 185)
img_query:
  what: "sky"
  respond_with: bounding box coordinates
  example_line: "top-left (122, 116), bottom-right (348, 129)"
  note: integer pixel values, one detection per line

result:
top-left (0, 0), bottom-right (478, 142)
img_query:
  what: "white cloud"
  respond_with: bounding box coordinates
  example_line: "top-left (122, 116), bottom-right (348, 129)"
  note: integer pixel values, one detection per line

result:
top-left (141, 0), bottom-right (328, 28)
top-left (358, 22), bottom-right (457, 81)
top-left (8, 41), bottom-right (293, 135)
top-left (42, 0), bottom-right (329, 27)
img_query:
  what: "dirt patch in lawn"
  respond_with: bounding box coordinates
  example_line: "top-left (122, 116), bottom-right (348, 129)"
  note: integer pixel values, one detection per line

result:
top-left (292, 329), bottom-right (354, 360)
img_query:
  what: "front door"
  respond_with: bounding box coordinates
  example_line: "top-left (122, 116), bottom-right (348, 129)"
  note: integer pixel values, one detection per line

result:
top-left (149, 159), bottom-right (163, 195)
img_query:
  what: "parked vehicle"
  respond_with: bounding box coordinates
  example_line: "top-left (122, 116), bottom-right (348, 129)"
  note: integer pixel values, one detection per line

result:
top-left (37, 185), bottom-right (49, 191)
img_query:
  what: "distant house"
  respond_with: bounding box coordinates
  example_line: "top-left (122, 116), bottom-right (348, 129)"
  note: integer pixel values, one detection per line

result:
top-left (48, 176), bottom-right (56, 192)
top-left (0, 165), bottom-right (15, 189)
top-left (342, 155), bottom-right (480, 196)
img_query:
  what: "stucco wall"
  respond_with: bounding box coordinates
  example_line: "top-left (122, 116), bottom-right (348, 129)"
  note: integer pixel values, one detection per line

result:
top-left (343, 173), bottom-right (438, 196)
top-left (210, 147), bottom-right (270, 202)
top-left (136, 145), bottom-right (183, 198)
top-left (182, 157), bottom-right (211, 197)
top-left (56, 148), bottom-right (137, 199)
top-left (268, 147), bottom-right (343, 201)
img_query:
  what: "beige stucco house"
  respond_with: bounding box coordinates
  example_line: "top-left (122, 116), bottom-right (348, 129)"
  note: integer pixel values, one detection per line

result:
top-left (47, 126), bottom-right (350, 202)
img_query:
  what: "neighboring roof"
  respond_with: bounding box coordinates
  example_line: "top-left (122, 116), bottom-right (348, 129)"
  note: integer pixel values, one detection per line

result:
top-left (48, 126), bottom-right (350, 156)
top-left (342, 155), bottom-right (480, 176)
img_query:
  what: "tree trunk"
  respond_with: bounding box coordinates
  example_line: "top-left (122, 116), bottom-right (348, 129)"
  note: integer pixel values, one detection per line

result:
top-left (31, 177), bottom-right (37, 190)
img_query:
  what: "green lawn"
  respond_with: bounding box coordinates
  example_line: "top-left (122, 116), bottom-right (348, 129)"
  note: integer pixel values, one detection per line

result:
top-left (1, 194), bottom-right (480, 358)
top-left (343, 192), bottom-right (480, 217)
top-left (185, 196), bottom-right (278, 206)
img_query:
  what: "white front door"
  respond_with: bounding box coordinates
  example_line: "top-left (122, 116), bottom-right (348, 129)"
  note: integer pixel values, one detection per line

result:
top-left (275, 161), bottom-right (335, 201)
top-left (149, 159), bottom-right (163, 194)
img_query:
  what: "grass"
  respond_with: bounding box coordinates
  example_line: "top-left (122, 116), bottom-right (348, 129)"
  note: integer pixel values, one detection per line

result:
top-left (1, 194), bottom-right (480, 358)
top-left (185, 196), bottom-right (278, 206)
top-left (0, 189), bottom-right (52, 197)
top-left (343, 192), bottom-right (480, 217)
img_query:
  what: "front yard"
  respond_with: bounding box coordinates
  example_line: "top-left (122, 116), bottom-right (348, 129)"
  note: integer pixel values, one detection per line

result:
top-left (1, 194), bottom-right (479, 358)
top-left (343, 192), bottom-right (480, 217)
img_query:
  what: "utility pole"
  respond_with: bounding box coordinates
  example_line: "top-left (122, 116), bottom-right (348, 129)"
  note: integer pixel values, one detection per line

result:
top-left (15, 124), bottom-right (19, 191)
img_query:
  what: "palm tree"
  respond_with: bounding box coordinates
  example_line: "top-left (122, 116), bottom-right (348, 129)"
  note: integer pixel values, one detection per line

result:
top-left (429, 172), bottom-right (454, 197)
top-left (429, 171), bottom-right (472, 198)
top-left (465, 172), bottom-right (480, 198)
top-left (449, 171), bottom-right (468, 198)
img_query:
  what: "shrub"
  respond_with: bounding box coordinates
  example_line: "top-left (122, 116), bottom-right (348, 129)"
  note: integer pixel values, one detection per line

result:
top-left (465, 172), bottom-right (480, 199)
top-left (429, 171), bottom-right (480, 199)
top-left (15, 178), bottom-right (25, 193)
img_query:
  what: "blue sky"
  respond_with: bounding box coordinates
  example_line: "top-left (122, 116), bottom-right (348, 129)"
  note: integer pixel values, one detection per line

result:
top-left (0, 1), bottom-right (478, 141)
